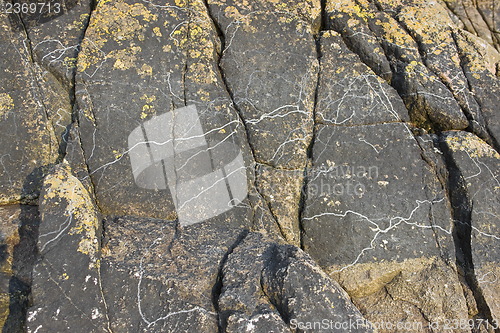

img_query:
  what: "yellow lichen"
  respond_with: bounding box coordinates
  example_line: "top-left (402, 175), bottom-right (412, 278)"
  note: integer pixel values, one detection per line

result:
top-left (137, 63), bottom-right (153, 76)
top-left (0, 93), bottom-right (14, 119)
top-left (77, 0), bottom-right (157, 73)
top-left (446, 133), bottom-right (500, 159)
top-left (140, 94), bottom-right (156, 119)
top-left (43, 164), bottom-right (100, 263)
top-left (108, 45), bottom-right (142, 70)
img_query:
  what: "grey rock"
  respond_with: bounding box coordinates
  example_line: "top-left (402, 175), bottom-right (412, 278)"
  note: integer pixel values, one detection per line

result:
top-left (209, 0), bottom-right (319, 169)
top-left (325, 0), bottom-right (392, 82)
top-left (220, 232), bottom-right (373, 333)
top-left (441, 131), bottom-right (500, 323)
top-left (75, 0), bottom-right (254, 223)
top-left (302, 122), bottom-right (468, 328)
top-left (100, 215), bottom-right (245, 332)
top-left (0, 14), bottom-right (63, 204)
top-left (316, 31), bottom-right (409, 126)
top-left (27, 163), bottom-right (109, 332)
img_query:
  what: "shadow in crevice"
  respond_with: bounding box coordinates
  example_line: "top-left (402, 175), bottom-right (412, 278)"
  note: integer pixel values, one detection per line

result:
top-left (211, 229), bottom-right (249, 333)
top-left (2, 166), bottom-right (43, 333)
top-left (439, 136), bottom-right (497, 332)
top-left (1, 204), bottom-right (39, 333)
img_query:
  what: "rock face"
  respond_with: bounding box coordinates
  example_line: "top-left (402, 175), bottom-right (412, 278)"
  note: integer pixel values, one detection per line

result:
top-left (27, 163), bottom-right (108, 332)
top-left (442, 132), bottom-right (500, 323)
top-left (1, 0), bottom-right (500, 332)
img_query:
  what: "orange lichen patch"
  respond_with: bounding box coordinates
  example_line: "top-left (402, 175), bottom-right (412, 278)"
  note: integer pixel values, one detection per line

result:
top-left (77, 0), bottom-right (157, 73)
top-left (446, 132), bottom-right (500, 159)
top-left (374, 15), bottom-right (417, 48)
top-left (140, 94), bottom-right (156, 119)
top-left (0, 93), bottom-right (14, 119)
top-left (137, 63), bottom-right (153, 77)
top-left (42, 163), bottom-right (100, 264)
top-left (212, 0), bottom-right (320, 25)
top-left (108, 45), bottom-right (142, 70)
top-left (223, 6), bottom-right (256, 33)
top-left (396, 1), bottom-right (455, 47)
top-left (327, 0), bottom-right (374, 23)
top-left (153, 26), bottom-right (162, 37)
top-left (72, 13), bottom-right (90, 31)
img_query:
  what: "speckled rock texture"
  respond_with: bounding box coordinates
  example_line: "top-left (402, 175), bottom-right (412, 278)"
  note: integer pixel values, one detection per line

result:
top-left (1, 0), bottom-right (500, 332)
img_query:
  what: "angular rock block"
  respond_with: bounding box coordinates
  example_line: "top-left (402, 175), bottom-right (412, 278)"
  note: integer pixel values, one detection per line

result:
top-left (453, 30), bottom-right (500, 150)
top-left (442, 131), bottom-right (500, 322)
top-left (26, 164), bottom-right (108, 332)
top-left (102, 220), bottom-right (372, 333)
top-left (303, 123), bottom-right (468, 328)
top-left (100, 215), bottom-right (245, 332)
top-left (220, 233), bottom-right (373, 332)
top-left (325, 0), bottom-right (392, 82)
top-left (0, 15), bottom-right (62, 204)
top-left (25, 0), bottom-right (92, 88)
top-left (316, 31), bottom-right (409, 126)
top-left (209, 0), bottom-right (319, 169)
top-left (76, 0), bottom-right (254, 223)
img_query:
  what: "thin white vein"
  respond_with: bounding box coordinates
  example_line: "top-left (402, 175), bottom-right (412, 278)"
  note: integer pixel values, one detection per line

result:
top-left (136, 224), bottom-right (215, 327)
top-left (0, 154), bottom-right (14, 186)
top-left (38, 184), bottom-right (78, 253)
top-left (476, 271), bottom-right (498, 284)
top-left (177, 164), bottom-right (246, 211)
top-left (304, 198), bottom-right (452, 272)
top-left (358, 138), bottom-right (380, 153)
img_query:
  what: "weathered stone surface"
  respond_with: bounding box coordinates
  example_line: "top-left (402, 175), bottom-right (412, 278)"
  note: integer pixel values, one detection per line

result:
top-left (209, 0), bottom-right (319, 169)
top-left (442, 131), bottom-right (500, 323)
top-left (262, 242), bottom-right (373, 332)
top-left (207, 0), bottom-right (321, 258)
top-left (64, 123), bottom-right (95, 198)
top-left (325, 0), bottom-right (392, 82)
top-left (0, 14), bottom-right (62, 204)
top-left (373, 0), bottom-right (493, 141)
top-left (100, 215), bottom-right (245, 332)
top-left (352, 260), bottom-right (470, 333)
top-left (76, 0), bottom-right (254, 223)
top-left (443, 0), bottom-right (500, 52)
top-left (26, 0), bottom-right (92, 88)
top-left (255, 165), bottom-right (302, 246)
top-left (453, 30), bottom-right (500, 151)
top-left (2, 0), bottom-right (500, 330)
top-left (358, 3), bottom-right (469, 132)
top-left (0, 204), bottom-right (39, 332)
top-left (303, 123), bottom-right (455, 267)
top-left (220, 232), bottom-right (373, 333)
top-left (218, 233), bottom-right (291, 333)
top-left (0, 205), bottom-right (23, 330)
top-left (316, 31), bottom-right (409, 126)
top-left (26, 163), bottom-right (108, 332)
top-left (302, 122), bottom-right (468, 329)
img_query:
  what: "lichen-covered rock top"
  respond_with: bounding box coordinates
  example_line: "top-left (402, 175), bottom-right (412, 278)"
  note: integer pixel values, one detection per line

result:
top-left (0, 0), bottom-right (500, 331)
